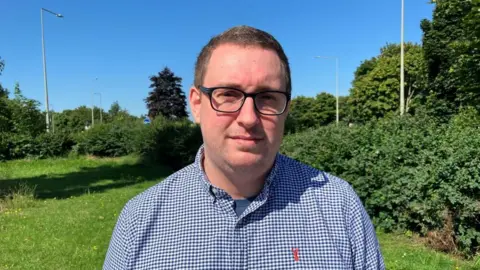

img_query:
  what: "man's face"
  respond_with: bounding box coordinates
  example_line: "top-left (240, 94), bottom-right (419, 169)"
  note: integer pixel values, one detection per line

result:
top-left (190, 44), bottom-right (289, 170)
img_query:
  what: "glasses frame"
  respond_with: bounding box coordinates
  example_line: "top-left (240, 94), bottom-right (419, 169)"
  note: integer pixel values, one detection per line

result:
top-left (198, 85), bottom-right (291, 116)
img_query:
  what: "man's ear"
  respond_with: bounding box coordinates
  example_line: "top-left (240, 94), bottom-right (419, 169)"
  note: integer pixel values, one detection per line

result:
top-left (189, 86), bottom-right (201, 124)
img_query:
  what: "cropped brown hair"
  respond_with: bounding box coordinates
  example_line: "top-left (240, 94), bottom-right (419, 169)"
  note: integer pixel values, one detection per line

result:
top-left (194, 25), bottom-right (292, 94)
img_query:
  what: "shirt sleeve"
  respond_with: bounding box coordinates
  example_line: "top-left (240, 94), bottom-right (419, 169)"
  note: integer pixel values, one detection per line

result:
top-left (103, 204), bottom-right (133, 270)
top-left (349, 191), bottom-right (386, 270)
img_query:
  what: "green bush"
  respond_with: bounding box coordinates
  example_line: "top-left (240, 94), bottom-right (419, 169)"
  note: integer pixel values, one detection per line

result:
top-left (0, 131), bottom-right (76, 160)
top-left (75, 120), bottom-right (142, 157)
top-left (138, 116), bottom-right (203, 170)
top-left (7, 133), bottom-right (36, 160)
top-left (69, 116), bottom-right (203, 170)
top-left (280, 110), bottom-right (480, 256)
top-left (0, 132), bottom-right (12, 161)
top-left (422, 108), bottom-right (480, 256)
top-left (32, 132), bottom-right (76, 158)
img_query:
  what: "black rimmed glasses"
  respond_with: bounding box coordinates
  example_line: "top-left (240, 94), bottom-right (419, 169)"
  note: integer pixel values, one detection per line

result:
top-left (199, 86), bottom-right (291, 116)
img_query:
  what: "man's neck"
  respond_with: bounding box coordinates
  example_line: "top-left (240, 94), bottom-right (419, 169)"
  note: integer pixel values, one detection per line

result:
top-left (202, 154), bottom-right (269, 200)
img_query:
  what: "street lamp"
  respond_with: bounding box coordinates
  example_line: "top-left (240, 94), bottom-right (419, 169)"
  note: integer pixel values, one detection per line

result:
top-left (400, 0), bottom-right (405, 115)
top-left (314, 56), bottom-right (339, 124)
top-left (41, 8), bottom-right (63, 133)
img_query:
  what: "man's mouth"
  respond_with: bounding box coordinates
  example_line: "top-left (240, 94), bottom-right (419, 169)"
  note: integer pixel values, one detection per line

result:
top-left (229, 135), bottom-right (263, 141)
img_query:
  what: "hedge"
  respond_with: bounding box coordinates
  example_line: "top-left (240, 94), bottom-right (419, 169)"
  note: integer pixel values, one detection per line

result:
top-left (0, 131), bottom-right (75, 160)
top-left (136, 116), bottom-right (203, 170)
top-left (74, 120), bottom-right (143, 157)
top-left (73, 116), bottom-right (203, 170)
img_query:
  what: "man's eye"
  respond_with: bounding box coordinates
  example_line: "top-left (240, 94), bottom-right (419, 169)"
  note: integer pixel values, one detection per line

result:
top-left (221, 91), bottom-right (237, 97)
top-left (258, 93), bottom-right (278, 101)
top-left (214, 89), bottom-right (243, 99)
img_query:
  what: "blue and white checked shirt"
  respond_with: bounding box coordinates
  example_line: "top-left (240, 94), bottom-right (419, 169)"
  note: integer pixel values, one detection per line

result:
top-left (104, 146), bottom-right (385, 269)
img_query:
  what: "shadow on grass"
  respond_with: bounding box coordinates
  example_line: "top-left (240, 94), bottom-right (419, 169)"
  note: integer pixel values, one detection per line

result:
top-left (0, 161), bottom-right (172, 200)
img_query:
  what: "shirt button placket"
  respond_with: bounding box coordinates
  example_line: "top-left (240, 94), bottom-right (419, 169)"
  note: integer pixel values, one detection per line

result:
top-left (234, 218), bottom-right (247, 269)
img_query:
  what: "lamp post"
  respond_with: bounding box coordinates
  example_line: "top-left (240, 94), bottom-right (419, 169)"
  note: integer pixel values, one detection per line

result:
top-left (400, 0), bottom-right (405, 115)
top-left (41, 8), bottom-right (63, 133)
top-left (314, 56), bottom-right (339, 124)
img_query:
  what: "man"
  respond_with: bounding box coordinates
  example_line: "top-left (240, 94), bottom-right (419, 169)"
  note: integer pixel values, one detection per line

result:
top-left (104, 25), bottom-right (385, 269)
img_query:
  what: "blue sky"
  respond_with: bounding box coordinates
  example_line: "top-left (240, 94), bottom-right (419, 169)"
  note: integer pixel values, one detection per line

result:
top-left (1, 0), bottom-right (433, 117)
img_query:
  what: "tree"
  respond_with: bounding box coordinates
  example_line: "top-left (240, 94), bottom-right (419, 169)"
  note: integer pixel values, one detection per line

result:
top-left (0, 58), bottom-right (10, 132)
top-left (0, 57), bottom-right (4, 76)
top-left (8, 82), bottom-right (44, 136)
top-left (54, 106), bottom-right (101, 133)
top-left (0, 84), bottom-right (8, 99)
top-left (107, 101), bottom-right (138, 122)
top-left (421, 0), bottom-right (480, 116)
top-left (108, 101), bottom-right (121, 118)
top-left (0, 57), bottom-right (6, 98)
top-left (354, 57), bottom-right (377, 79)
top-left (338, 95), bottom-right (351, 123)
top-left (348, 43), bottom-right (427, 123)
top-left (145, 67), bottom-right (188, 119)
top-left (287, 92), bottom-right (337, 131)
top-left (0, 59), bottom-right (8, 99)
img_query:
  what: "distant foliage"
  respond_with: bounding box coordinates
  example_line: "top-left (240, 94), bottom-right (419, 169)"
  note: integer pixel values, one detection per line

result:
top-left (75, 120), bottom-right (142, 157)
top-left (107, 101), bottom-right (139, 123)
top-left (0, 57), bottom-right (11, 132)
top-left (281, 108), bottom-right (480, 257)
top-left (421, 0), bottom-right (480, 116)
top-left (8, 83), bottom-right (45, 136)
top-left (0, 57), bottom-right (4, 75)
top-left (32, 132), bottom-right (76, 159)
top-left (54, 106), bottom-right (105, 133)
top-left (348, 43), bottom-right (427, 123)
top-left (73, 116), bottom-right (203, 169)
top-left (137, 116), bottom-right (203, 170)
top-left (0, 133), bottom-right (9, 161)
top-left (287, 93), bottom-right (336, 131)
top-left (0, 96), bottom-right (11, 133)
top-left (6, 133), bottom-right (36, 160)
top-left (0, 132), bottom-right (75, 160)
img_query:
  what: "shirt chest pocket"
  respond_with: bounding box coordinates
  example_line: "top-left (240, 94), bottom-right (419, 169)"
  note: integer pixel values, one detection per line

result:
top-left (244, 216), bottom-right (352, 270)
top-left (246, 238), bottom-right (350, 270)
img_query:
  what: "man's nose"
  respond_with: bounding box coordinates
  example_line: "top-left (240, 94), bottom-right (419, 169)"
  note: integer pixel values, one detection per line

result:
top-left (236, 97), bottom-right (260, 128)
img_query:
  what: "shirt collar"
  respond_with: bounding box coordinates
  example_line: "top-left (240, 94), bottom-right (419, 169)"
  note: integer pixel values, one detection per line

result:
top-left (194, 144), bottom-right (280, 203)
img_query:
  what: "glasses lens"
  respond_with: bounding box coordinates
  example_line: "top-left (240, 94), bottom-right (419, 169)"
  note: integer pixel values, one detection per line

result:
top-left (211, 88), bottom-right (245, 112)
top-left (255, 92), bottom-right (287, 115)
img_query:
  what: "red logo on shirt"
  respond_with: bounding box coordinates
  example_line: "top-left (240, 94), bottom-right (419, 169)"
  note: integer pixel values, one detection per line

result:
top-left (292, 248), bottom-right (299, 262)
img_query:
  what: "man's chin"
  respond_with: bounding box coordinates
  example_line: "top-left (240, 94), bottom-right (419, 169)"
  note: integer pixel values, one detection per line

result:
top-left (227, 151), bottom-right (265, 168)
top-left (228, 138), bottom-right (265, 152)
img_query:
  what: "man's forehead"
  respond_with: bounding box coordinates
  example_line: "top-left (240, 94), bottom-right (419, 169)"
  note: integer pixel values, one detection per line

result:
top-left (209, 43), bottom-right (279, 62)
top-left (205, 44), bottom-right (285, 89)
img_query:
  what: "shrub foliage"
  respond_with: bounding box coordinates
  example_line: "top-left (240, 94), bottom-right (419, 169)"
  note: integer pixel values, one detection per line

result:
top-left (137, 116), bottom-right (203, 170)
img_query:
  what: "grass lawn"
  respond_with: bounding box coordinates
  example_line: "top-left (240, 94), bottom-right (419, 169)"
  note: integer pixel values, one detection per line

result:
top-left (0, 156), bottom-right (478, 270)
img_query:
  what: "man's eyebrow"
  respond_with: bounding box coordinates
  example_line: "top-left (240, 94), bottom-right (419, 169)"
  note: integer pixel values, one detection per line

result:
top-left (215, 82), bottom-right (283, 92)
